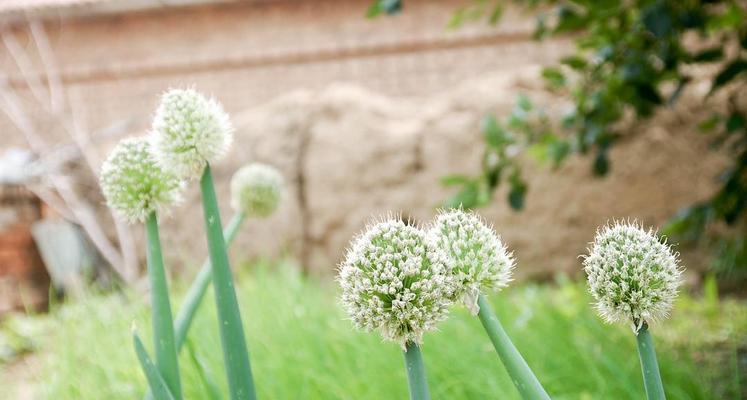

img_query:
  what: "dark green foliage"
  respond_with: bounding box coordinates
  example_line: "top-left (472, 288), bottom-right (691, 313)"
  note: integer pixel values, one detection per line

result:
top-left (366, 0), bottom-right (402, 18)
top-left (372, 0), bottom-right (747, 280)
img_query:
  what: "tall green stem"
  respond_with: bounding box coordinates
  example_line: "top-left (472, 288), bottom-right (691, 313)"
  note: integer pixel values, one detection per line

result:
top-left (200, 164), bottom-right (256, 400)
top-left (477, 294), bottom-right (550, 400)
top-left (174, 213), bottom-right (246, 349)
top-left (144, 213), bottom-right (245, 400)
top-left (636, 323), bottom-right (666, 400)
top-left (145, 212), bottom-right (182, 400)
top-left (403, 342), bottom-right (430, 400)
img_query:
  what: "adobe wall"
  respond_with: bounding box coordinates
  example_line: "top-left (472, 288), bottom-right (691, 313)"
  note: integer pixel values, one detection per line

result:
top-left (0, 0), bottom-right (728, 276)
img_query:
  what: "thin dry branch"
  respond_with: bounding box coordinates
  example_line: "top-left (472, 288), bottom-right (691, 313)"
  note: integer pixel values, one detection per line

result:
top-left (1, 25), bottom-right (140, 283)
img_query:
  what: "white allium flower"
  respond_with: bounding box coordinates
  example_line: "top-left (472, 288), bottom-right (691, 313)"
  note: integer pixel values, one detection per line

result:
top-left (338, 217), bottom-right (455, 348)
top-left (427, 209), bottom-right (515, 315)
top-left (583, 221), bottom-right (683, 331)
top-left (100, 137), bottom-right (182, 223)
top-left (230, 163), bottom-right (283, 217)
top-left (151, 88), bottom-right (233, 180)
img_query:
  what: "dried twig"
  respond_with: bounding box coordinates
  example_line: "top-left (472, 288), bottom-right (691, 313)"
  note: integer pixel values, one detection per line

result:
top-left (0, 25), bottom-right (139, 283)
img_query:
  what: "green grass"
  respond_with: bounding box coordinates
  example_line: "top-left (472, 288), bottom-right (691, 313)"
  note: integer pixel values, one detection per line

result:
top-left (3, 261), bottom-right (745, 399)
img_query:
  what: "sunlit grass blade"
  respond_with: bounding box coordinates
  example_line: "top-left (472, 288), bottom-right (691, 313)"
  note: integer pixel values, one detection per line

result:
top-left (403, 342), bottom-right (430, 400)
top-left (636, 323), bottom-right (666, 400)
top-left (145, 212), bottom-right (182, 400)
top-left (477, 294), bottom-right (550, 400)
top-left (187, 339), bottom-right (223, 400)
top-left (174, 213), bottom-right (246, 350)
top-left (133, 329), bottom-right (176, 400)
top-left (200, 164), bottom-right (257, 400)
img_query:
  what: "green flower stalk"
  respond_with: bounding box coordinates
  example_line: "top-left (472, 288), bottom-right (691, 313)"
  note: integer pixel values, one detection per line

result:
top-left (100, 138), bottom-right (183, 399)
top-left (151, 89), bottom-right (256, 400)
top-left (583, 221), bottom-right (682, 400)
top-left (427, 209), bottom-right (549, 400)
top-left (338, 217), bottom-right (455, 400)
top-left (174, 162), bottom-right (284, 349)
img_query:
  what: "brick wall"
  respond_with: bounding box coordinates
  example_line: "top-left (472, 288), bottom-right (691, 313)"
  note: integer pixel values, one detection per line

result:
top-left (0, 185), bottom-right (48, 313)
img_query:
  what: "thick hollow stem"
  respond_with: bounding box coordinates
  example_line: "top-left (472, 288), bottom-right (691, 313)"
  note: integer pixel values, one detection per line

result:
top-left (144, 213), bottom-right (246, 400)
top-left (145, 212), bottom-right (182, 400)
top-left (636, 323), bottom-right (666, 400)
top-left (477, 294), bottom-right (550, 400)
top-left (174, 213), bottom-right (246, 349)
top-left (403, 341), bottom-right (431, 400)
top-left (200, 165), bottom-right (257, 400)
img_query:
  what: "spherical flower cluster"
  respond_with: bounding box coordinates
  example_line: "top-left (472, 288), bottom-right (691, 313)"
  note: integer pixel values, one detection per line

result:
top-left (100, 137), bottom-right (182, 223)
top-left (427, 209), bottom-right (515, 315)
top-left (338, 218), bottom-right (455, 347)
top-left (583, 221), bottom-right (683, 331)
top-left (230, 163), bottom-right (283, 218)
top-left (151, 88), bottom-right (233, 180)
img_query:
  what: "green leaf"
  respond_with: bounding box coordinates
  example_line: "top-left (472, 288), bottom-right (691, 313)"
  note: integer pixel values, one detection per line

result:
top-left (560, 55), bottom-right (588, 70)
top-left (634, 83), bottom-right (663, 105)
top-left (726, 112), bottom-right (745, 133)
top-left (698, 114), bottom-right (722, 133)
top-left (508, 186), bottom-right (526, 211)
top-left (517, 94), bottom-right (533, 112)
top-left (482, 115), bottom-right (508, 148)
top-left (366, 0), bottom-right (401, 18)
top-left (440, 174), bottom-right (472, 187)
top-left (488, 5), bottom-right (503, 25)
top-left (542, 67), bottom-right (566, 89)
top-left (593, 151), bottom-right (609, 176)
top-left (444, 182), bottom-right (480, 209)
top-left (507, 170), bottom-right (527, 211)
top-left (366, 2), bottom-right (383, 18)
top-left (642, 1), bottom-right (673, 38)
top-left (692, 47), bottom-right (724, 63)
top-left (554, 5), bottom-right (586, 33)
top-left (662, 205), bottom-right (711, 244)
top-left (710, 59), bottom-right (747, 94)
top-left (448, 7), bottom-right (470, 29)
top-left (548, 140), bottom-right (571, 166)
top-left (133, 331), bottom-right (176, 400)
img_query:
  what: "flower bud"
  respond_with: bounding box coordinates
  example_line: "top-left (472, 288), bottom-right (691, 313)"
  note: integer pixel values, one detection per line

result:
top-left (151, 88), bottom-right (233, 180)
top-left (427, 209), bottom-right (514, 314)
top-left (338, 217), bottom-right (454, 347)
top-left (230, 163), bottom-right (283, 217)
top-left (583, 221), bottom-right (683, 331)
top-left (100, 137), bottom-right (182, 223)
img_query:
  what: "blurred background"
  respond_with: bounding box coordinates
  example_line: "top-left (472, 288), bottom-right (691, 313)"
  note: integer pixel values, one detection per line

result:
top-left (0, 0), bottom-right (745, 399)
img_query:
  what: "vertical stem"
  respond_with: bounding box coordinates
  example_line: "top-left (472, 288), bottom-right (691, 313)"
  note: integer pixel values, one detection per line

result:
top-left (200, 165), bottom-right (257, 400)
top-left (174, 213), bottom-right (246, 350)
top-left (145, 212), bottom-right (182, 400)
top-left (477, 294), bottom-right (550, 400)
top-left (145, 213), bottom-right (246, 400)
top-left (636, 323), bottom-right (666, 400)
top-left (402, 342), bottom-right (431, 400)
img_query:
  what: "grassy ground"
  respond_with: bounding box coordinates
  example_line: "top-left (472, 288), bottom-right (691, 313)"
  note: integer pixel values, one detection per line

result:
top-left (1, 260), bottom-right (745, 399)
